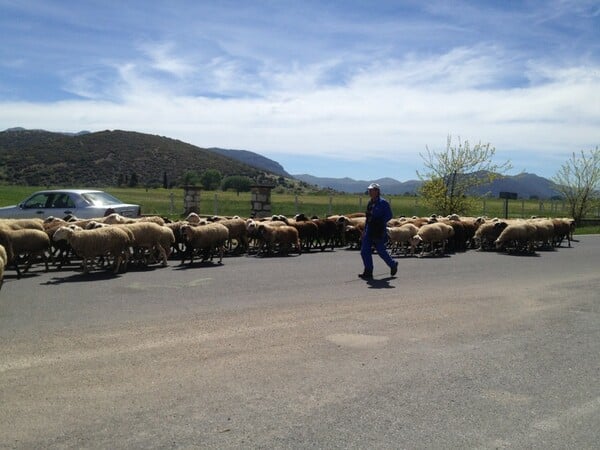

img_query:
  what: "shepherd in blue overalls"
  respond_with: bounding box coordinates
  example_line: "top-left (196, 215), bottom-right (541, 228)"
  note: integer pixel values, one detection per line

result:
top-left (359, 183), bottom-right (398, 279)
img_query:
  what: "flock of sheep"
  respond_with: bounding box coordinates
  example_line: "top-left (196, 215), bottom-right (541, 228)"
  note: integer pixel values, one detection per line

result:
top-left (0, 210), bottom-right (577, 290)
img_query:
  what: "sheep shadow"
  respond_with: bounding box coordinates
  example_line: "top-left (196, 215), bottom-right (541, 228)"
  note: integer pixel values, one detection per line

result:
top-left (248, 253), bottom-right (302, 259)
top-left (498, 250), bottom-right (541, 257)
top-left (413, 253), bottom-right (453, 259)
top-left (173, 261), bottom-right (224, 270)
top-left (42, 271), bottom-right (123, 285)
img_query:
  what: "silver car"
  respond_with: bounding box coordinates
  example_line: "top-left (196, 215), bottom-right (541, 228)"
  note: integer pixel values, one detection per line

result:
top-left (0, 189), bottom-right (141, 219)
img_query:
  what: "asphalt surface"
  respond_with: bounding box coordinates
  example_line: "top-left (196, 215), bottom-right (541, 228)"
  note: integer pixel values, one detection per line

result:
top-left (1, 236), bottom-right (599, 449)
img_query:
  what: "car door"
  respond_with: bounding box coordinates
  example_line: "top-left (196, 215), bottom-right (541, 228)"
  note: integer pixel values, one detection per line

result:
top-left (17, 192), bottom-right (53, 218)
top-left (48, 193), bottom-right (77, 217)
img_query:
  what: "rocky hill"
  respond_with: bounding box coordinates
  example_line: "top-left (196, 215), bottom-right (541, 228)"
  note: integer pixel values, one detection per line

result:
top-left (0, 127), bottom-right (563, 199)
top-left (208, 148), bottom-right (291, 178)
top-left (0, 128), bottom-right (271, 187)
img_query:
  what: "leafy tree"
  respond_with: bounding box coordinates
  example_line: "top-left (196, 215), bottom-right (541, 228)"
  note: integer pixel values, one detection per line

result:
top-left (162, 171), bottom-right (168, 189)
top-left (181, 170), bottom-right (200, 186)
top-left (552, 147), bottom-right (600, 224)
top-left (221, 175), bottom-right (252, 194)
top-left (200, 169), bottom-right (223, 190)
top-left (417, 135), bottom-right (512, 215)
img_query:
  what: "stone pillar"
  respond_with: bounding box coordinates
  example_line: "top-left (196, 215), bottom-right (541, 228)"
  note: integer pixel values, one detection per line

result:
top-left (183, 186), bottom-right (201, 215)
top-left (250, 184), bottom-right (275, 218)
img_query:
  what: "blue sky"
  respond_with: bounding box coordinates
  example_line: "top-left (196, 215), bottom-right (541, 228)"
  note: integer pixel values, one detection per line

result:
top-left (1, 0), bottom-right (598, 182)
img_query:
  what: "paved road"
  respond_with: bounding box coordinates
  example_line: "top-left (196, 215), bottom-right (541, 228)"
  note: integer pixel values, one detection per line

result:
top-left (1, 236), bottom-right (599, 449)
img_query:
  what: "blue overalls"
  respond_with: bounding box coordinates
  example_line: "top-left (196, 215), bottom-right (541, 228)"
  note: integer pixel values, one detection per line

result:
top-left (360, 195), bottom-right (396, 272)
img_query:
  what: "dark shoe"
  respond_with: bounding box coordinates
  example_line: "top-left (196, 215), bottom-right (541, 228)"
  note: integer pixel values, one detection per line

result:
top-left (390, 262), bottom-right (398, 277)
top-left (358, 270), bottom-right (373, 279)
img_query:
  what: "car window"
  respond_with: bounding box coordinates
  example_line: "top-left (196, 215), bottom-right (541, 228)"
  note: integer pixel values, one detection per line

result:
top-left (51, 194), bottom-right (75, 208)
top-left (23, 193), bottom-right (51, 209)
top-left (80, 191), bottom-right (122, 205)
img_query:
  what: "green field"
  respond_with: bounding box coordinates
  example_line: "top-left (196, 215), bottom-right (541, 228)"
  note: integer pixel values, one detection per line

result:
top-left (1, 185), bottom-right (598, 234)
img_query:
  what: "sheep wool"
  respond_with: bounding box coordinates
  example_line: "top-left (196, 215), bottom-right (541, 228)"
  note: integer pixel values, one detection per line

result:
top-left (181, 222), bottom-right (229, 264)
top-left (0, 228), bottom-right (51, 278)
top-left (0, 244), bottom-right (6, 290)
top-left (53, 226), bottom-right (133, 274)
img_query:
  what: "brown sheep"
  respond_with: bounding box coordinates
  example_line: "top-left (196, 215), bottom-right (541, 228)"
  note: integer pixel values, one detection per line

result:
top-left (0, 228), bottom-right (51, 278)
top-left (257, 223), bottom-right (301, 256)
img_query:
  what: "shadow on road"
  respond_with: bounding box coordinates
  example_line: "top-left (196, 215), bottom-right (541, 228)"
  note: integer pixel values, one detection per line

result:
top-left (365, 276), bottom-right (396, 289)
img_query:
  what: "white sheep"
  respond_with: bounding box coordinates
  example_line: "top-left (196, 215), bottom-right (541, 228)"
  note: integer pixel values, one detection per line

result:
top-left (118, 222), bottom-right (175, 266)
top-left (53, 226), bottom-right (133, 274)
top-left (0, 244), bottom-right (7, 290)
top-left (409, 222), bottom-right (452, 257)
top-left (494, 221), bottom-right (537, 253)
top-left (529, 218), bottom-right (555, 249)
top-left (0, 218), bottom-right (44, 231)
top-left (103, 213), bottom-right (166, 226)
top-left (180, 222), bottom-right (229, 264)
top-left (184, 212), bottom-right (202, 224)
top-left (387, 223), bottom-right (419, 256)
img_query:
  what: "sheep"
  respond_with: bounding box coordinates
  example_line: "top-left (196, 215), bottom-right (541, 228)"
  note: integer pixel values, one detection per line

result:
top-left (0, 228), bottom-right (51, 278)
top-left (343, 224), bottom-right (362, 250)
top-left (284, 216), bottom-right (319, 252)
top-left (336, 215), bottom-right (366, 229)
top-left (0, 218), bottom-right (44, 231)
top-left (409, 222), bottom-right (453, 257)
top-left (0, 244), bottom-right (6, 290)
top-left (117, 222), bottom-right (175, 267)
top-left (42, 217), bottom-right (77, 268)
top-left (439, 219), bottom-right (468, 253)
top-left (218, 217), bottom-right (249, 254)
top-left (245, 219), bottom-right (265, 254)
top-left (494, 221), bottom-right (538, 253)
top-left (336, 215), bottom-right (366, 247)
top-left (257, 223), bottom-right (301, 256)
top-left (455, 216), bottom-right (485, 248)
top-left (164, 220), bottom-right (192, 256)
top-left (311, 217), bottom-right (339, 251)
top-left (52, 226), bottom-right (133, 274)
top-left (473, 220), bottom-right (508, 250)
top-left (387, 223), bottom-right (419, 256)
top-left (529, 218), bottom-right (555, 249)
top-left (551, 218), bottom-right (576, 247)
top-left (103, 213), bottom-right (166, 226)
top-left (180, 222), bottom-right (229, 264)
top-left (184, 212), bottom-right (202, 225)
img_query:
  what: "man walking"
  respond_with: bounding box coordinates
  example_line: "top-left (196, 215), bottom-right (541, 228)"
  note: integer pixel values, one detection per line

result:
top-left (359, 183), bottom-right (398, 279)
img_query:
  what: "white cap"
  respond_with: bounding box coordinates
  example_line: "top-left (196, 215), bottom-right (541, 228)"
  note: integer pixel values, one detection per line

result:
top-left (367, 183), bottom-right (380, 190)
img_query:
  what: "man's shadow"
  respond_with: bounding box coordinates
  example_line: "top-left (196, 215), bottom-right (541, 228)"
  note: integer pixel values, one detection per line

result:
top-left (365, 276), bottom-right (396, 289)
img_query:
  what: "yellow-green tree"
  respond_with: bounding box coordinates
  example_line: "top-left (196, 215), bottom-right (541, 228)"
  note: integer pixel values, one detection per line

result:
top-left (552, 147), bottom-right (600, 224)
top-left (417, 135), bottom-right (512, 215)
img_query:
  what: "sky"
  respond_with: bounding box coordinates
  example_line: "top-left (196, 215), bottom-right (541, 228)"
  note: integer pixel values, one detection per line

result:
top-left (1, 0), bottom-right (599, 182)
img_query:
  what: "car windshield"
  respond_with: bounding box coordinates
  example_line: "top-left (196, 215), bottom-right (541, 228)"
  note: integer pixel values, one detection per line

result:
top-left (80, 191), bottom-right (123, 206)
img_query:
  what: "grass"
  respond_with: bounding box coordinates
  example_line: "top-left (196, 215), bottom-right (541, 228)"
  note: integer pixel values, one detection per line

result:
top-left (1, 185), bottom-right (598, 234)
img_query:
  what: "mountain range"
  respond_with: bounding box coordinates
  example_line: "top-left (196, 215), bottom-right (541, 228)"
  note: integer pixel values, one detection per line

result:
top-left (0, 127), bottom-right (561, 199)
top-left (292, 172), bottom-right (562, 199)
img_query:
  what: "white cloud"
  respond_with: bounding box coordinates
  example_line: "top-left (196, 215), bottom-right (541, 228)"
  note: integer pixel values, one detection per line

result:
top-left (138, 41), bottom-right (196, 78)
top-left (1, 0), bottom-right (599, 182)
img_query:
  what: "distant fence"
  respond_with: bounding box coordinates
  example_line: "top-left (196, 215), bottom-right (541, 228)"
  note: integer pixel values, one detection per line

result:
top-left (172, 192), bottom-right (600, 220)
